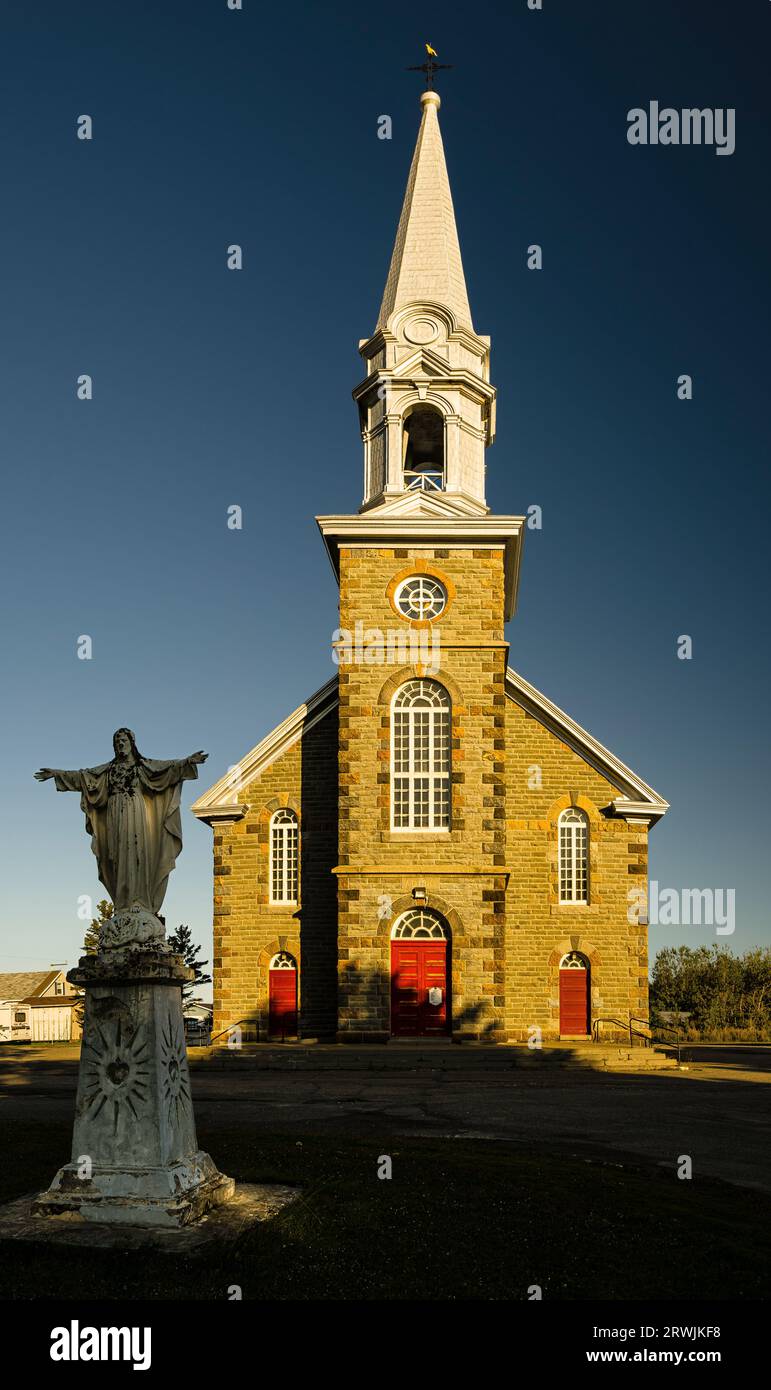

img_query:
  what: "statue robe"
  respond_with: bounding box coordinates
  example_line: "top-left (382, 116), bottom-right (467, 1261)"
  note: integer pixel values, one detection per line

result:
top-left (52, 759), bottom-right (200, 915)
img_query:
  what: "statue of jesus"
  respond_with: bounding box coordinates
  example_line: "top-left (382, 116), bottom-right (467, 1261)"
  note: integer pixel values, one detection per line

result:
top-left (35, 729), bottom-right (207, 916)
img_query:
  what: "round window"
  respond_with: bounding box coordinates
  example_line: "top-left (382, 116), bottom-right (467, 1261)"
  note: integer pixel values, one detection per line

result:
top-left (394, 575), bottom-right (447, 621)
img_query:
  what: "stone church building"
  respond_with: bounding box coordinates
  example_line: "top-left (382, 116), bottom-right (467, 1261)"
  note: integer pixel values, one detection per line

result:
top-left (192, 90), bottom-right (668, 1045)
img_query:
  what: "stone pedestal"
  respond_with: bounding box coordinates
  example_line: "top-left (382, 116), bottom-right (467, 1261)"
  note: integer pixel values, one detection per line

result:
top-left (33, 931), bottom-right (234, 1229)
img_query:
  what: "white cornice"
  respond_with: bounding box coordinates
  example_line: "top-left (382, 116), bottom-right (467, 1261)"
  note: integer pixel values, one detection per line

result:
top-left (353, 362), bottom-right (496, 407)
top-left (504, 666), bottom-right (669, 823)
top-left (190, 677), bottom-right (338, 824)
top-left (316, 513), bottom-right (525, 621)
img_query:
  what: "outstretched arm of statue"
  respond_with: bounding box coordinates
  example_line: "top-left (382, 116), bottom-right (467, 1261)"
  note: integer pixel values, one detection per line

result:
top-left (140, 751), bottom-right (208, 791)
top-left (175, 751), bottom-right (208, 780)
top-left (34, 768), bottom-right (84, 791)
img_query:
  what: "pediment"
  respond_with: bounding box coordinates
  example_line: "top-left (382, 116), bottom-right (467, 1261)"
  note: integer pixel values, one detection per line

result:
top-left (368, 489), bottom-right (489, 520)
top-left (391, 345), bottom-right (453, 380)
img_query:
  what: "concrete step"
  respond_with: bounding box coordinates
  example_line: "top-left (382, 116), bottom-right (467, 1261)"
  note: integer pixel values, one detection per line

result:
top-left (190, 1043), bottom-right (677, 1073)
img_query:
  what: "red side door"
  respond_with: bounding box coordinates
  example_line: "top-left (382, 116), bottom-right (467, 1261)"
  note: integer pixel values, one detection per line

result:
top-left (269, 968), bottom-right (298, 1039)
top-left (559, 969), bottom-right (589, 1034)
top-left (391, 943), bottom-right (448, 1037)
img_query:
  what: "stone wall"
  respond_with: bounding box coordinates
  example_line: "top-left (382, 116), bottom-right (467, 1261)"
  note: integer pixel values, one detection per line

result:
top-left (211, 706), bottom-right (338, 1042)
top-left (503, 699), bottom-right (649, 1040)
top-left (209, 542), bottom-right (652, 1045)
top-left (336, 542), bottom-right (510, 1040)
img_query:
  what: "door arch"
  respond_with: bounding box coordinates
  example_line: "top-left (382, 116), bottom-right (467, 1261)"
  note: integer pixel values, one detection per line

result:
top-left (268, 952), bottom-right (298, 1040)
top-left (559, 951), bottom-right (590, 1035)
top-left (390, 909), bottom-right (450, 1037)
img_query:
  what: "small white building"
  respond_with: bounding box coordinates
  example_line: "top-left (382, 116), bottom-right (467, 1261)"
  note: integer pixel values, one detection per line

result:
top-left (0, 970), bottom-right (81, 1043)
top-left (183, 998), bottom-right (213, 1047)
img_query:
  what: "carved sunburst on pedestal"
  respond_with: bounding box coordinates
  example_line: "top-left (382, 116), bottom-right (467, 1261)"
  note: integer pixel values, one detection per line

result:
top-left (160, 1014), bottom-right (191, 1128)
top-left (81, 1018), bottom-right (150, 1133)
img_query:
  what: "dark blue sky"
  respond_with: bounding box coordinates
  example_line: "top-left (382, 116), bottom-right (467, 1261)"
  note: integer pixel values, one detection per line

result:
top-left (2, 0), bottom-right (768, 977)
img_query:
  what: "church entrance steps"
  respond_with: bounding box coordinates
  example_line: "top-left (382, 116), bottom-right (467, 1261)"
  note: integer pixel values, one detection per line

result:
top-left (191, 1043), bottom-right (677, 1073)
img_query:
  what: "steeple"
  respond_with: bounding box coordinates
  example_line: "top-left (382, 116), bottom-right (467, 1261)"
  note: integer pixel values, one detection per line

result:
top-left (318, 85), bottom-right (524, 624)
top-left (376, 92), bottom-right (473, 335)
top-left (353, 89), bottom-right (496, 517)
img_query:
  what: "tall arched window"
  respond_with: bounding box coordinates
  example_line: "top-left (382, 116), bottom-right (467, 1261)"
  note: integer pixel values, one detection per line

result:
top-left (392, 679), bottom-right (450, 830)
top-left (559, 808), bottom-right (588, 904)
top-left (270, 809), bottom-right (299, 904)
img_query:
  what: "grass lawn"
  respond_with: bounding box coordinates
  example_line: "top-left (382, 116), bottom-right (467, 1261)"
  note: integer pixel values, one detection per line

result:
top-left (1, 1119), bottom-right (768, 1300)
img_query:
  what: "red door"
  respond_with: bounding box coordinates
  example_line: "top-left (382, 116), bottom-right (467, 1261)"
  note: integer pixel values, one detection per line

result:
top-left (559, 968), bottom-right (589, 1035)
top-left (391, 942), bottom-right (449, 1037)
top-left (269, 966), bottom-right (297, 1039)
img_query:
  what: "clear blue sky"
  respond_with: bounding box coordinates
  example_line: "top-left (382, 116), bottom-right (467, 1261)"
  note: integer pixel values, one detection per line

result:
top-left (1, 0), bottom-right (769, 984)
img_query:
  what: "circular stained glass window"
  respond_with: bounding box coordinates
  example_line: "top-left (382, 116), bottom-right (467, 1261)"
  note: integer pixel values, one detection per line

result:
top-left (394, 575), bottom-right (447, 621)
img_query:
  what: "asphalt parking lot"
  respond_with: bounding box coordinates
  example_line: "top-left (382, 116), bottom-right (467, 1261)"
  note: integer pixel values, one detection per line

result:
top-left (2, 1044), bottom-right (770, 1193)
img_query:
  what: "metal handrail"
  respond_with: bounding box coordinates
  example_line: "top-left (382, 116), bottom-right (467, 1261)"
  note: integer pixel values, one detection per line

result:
top-left (592, 1014), bottom-right (653, 1048)
top-left (205, 1018), bottom-right (295, 1048)
top-left (206, 1018), bottom-right (255, 1048)
top-left (651, 1021), bottom-right (688, 1066)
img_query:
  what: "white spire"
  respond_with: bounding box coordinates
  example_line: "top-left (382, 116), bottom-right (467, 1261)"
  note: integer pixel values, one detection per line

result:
top-left (376, 91), bottom-right (473, 333)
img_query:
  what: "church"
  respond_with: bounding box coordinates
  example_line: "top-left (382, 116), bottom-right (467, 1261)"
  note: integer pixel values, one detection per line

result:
top-left (191, 89), bottom-right (668, 1045)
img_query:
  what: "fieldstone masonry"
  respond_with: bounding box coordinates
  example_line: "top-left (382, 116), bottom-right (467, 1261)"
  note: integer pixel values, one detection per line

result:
top-left (193, 88), bottom-right (666, 1047)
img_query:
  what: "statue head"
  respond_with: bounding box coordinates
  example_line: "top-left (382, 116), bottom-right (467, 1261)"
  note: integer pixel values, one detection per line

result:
top-left (112, 728), bottom-right (142, 762)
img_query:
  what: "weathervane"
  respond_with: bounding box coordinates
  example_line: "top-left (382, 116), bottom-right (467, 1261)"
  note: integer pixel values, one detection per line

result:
top-left (407, 41), bottom-right (453, 90)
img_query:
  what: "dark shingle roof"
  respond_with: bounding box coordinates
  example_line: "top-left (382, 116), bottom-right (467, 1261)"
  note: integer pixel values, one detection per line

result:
top-left (0, 971), bottom-right (59, 1001)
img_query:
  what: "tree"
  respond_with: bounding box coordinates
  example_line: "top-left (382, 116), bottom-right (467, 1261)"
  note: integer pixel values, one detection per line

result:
top-left (74, 900), bottom-right (114, 1025)
top-left (83, 899), bottom-right (113, 955)
top-left (650, 945), bottom-right (771, 1038)
top-left (167, 924), bottom-right (212, 999)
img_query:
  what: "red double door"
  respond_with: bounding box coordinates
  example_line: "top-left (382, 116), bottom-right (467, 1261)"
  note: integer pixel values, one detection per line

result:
top-left (391, 942), bottom-right (449, 1037)
top-left (269, 967), bottom-right (298, 1039)
top-left (559, 968), bottom-right (589, 1035)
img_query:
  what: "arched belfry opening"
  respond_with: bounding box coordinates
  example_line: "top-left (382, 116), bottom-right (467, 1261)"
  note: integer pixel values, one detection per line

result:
top-left (402, 406), bottom-right (445, 491)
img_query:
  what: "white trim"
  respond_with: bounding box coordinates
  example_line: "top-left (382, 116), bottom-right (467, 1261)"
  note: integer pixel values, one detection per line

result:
top-left (394, 574), bottom-right (447, 620)
top-left (505, 666), bottom-right (669, 821)
top-left (558, 808), bottom-right (589, 905)
top-left (559, 951), bottom-right (588, 969)
top-left (269, 952), bottom-right (297, 970)
top-left (269, 808), bottom-right (299, 905)
top-left (316, 514), bottom-right (525, 621)
top-left (391, 908), bottom-right (448, 940)
top-left (391, 679), bottom-right (451, 832)
top-left (190, 677), bottom-right (337, 823)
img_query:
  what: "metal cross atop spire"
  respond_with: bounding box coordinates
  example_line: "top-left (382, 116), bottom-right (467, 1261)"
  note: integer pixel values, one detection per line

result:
top-left (406, 42), bottom-right (453, 89)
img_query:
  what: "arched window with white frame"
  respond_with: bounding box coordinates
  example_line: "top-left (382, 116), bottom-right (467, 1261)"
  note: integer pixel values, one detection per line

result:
top-left (559, 808), bottom-right (588, 904)
top-left (270, 808), bottom-right (299, 904)
top-left (391, 679), bottom-right (450, 830)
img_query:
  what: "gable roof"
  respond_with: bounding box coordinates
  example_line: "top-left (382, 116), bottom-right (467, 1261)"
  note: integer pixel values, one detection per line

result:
top-left (190, 677), bottom-right (338, 824)
top-left (191, 669), bottom-right (668, 827)
top-left (0, 970), bottom-right (60, 1001)
top-left (504, 666), bottom-right (668, 823)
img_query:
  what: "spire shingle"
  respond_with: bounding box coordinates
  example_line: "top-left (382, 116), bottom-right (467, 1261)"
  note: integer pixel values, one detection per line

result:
top-left (376, 91), bottom-right (473, 333)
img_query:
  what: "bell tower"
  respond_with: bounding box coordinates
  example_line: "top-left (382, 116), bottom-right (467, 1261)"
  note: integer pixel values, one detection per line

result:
top-left (355, 91), bottom-right (495, 515)
top-left (317, 87), bottom-right (526, 1042)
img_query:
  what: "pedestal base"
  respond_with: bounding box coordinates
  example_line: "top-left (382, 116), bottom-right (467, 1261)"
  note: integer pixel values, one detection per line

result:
top-left (34, 946), bottom-right (235, 1230)
top-left (0, 1182), bottom-right (299, 1251)
top-left (33, 1151), bottom-right (235, 1229)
